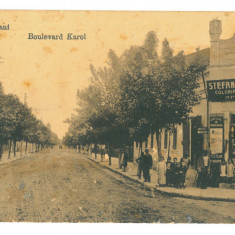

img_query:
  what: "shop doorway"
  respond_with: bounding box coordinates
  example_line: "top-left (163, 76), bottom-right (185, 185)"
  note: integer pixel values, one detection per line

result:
top-left (191, 116), bottom-right (203, 169)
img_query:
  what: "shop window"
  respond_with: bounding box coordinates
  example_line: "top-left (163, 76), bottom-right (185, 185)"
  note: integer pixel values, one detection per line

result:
top-left (173, 127), bottom-right (177, 150)
top-left (164, 130), bottom-right (168, 149)
top-left (231, 114), bottom-right (235, 158)
top-left (151, 132), bottom-right (154, 149)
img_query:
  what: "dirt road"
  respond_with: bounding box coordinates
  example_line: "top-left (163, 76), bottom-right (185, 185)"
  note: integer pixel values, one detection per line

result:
top-left (0, 149), bottom-right (234, 223)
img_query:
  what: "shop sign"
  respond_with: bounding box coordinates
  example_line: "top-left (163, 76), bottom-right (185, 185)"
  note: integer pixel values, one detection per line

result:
top-left (210, 116), bottom-right (223, 128)
top-left (210, 153), bottom-right (223, 161)
top-left (207, 79), bottom-right (235, 102)
top-left (197, 127), bottom-right (208, 134)
top-left (210, 116), bottom-right (223, 160)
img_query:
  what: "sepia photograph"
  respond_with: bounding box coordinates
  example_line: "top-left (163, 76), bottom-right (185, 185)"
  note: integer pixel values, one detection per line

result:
top-left (0, 9), bottom-right (235, 226)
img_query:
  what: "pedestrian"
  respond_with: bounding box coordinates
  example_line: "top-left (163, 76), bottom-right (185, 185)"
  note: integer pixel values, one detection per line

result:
top-left (136, 151), bottom-right (144, 179)
top-left (200, 166), bottom-right (209, 189)
top-left (183, 152), bottom-right (190, 168)
top-left (174, 162), bottom-right (181, 188)
top-left (122, 149), bottom-right (128, 172)
top-left (202, 150), bottom-right (209, 170)
top-left (178, 160), bottom-right (187, 188)
top-left (227, 158), bottom-right (234, 183)
top-left (171, 157), bottom-right (178, 187)
top-left (220, 159), bottom-right (226, 183)
top-left (152, 148), bottom-right (158, 170)
top-left (196, 167), bottom-right (202, 188)
top-left (167, 156), bottom-right (172, 164)
top-left (210, 162), bottom-right (221, 187)
top-left (143, 149), bottom-right (153, 182)
top-left (166, 157), bottom-right (172, 186)
top-left (157, 157), bottom-right (166, 186)
top-left (119, 150), bottom-right (124, 169)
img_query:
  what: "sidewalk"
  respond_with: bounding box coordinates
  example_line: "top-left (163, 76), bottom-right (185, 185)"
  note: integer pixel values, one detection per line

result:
top-left (0, 150), bottom-right (42, 166)
top-left (83, 151), bottom-right (235, 202)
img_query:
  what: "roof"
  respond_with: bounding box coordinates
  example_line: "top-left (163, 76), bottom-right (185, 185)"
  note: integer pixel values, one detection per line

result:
top-left (185, 47), bottom-right (210, 66)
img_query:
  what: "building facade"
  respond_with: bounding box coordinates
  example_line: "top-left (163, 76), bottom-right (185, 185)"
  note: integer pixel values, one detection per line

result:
top-left (133, 19), bottom-right (235, 170)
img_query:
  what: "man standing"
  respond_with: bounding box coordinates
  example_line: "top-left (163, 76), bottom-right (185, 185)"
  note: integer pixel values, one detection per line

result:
top-left (122, 149), bottom-right (128, 172)
top-left (136, 151), bottom-right (144, 179)
top-left (143, 149), bottom-right (153, 182)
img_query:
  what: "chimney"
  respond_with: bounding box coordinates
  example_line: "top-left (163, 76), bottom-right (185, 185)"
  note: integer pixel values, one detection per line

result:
top-left (209, 19), bottom-right (222, 66)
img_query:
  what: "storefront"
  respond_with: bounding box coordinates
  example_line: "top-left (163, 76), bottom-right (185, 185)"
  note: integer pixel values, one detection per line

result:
top-left (133, 19), bottom-right (235, 183)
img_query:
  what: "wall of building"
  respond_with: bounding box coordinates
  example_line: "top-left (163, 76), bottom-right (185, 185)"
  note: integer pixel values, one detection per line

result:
top-left (209, 19), bottom-right (235, 162)
top-left (133, 20), bottom-right (235, 167)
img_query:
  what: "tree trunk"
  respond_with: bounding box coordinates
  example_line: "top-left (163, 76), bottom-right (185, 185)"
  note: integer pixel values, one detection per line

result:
top-left (25, 142), bottom-right (28, 155)
top-left (95, 143), bottom-right (97, 159)
top-left (101, 146), bottom-right (103, 162)
top-left (156, 129), bottom-right (162, 161)
top-left (8, 140), bottom-right (12, 159)
top-left (88, 144), bottom-right (91, 157)
top-left (167, 131), bottom-right (171, 159)
top-left (108, 144), bottom-right (111, 166)
top-left (119, 148), bottom-right (122, 169)
top-left (0, 143), bottom-right (3, 160)
top-left (138, 142), bottom-right (142, 158)
top-left (20, 141), bottom-right (23, 157)
top-left (13, 141), bottom-right (16, 158)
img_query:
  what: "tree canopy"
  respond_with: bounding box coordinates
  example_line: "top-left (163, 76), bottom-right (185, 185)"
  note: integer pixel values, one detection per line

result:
top-left (0, 82), bottom-right (59, 158)
top-left (63, 31), bottom-right (201, 156)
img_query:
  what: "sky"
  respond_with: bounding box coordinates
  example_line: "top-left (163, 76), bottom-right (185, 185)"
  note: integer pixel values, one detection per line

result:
top-left (1, 11), bottom-right (235, 139)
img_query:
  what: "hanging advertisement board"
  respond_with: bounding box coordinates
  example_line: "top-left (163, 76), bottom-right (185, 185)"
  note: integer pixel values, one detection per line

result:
top-left (210, 116), bottom-right (224, 160)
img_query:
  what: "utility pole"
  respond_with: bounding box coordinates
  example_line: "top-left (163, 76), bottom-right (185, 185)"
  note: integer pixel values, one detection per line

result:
top-left (201, 70), bottom-right (210, 158)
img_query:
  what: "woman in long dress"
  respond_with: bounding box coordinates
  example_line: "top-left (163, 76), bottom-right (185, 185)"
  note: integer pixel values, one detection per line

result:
top-left (157, 157), bottom-right (166, 186)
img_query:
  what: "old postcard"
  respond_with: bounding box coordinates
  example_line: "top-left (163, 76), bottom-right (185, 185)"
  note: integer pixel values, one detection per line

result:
top-left (0, 10), bottom-right (235, 224)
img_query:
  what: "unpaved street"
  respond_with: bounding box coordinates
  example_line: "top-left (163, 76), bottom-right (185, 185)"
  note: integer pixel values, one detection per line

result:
top-left (0, 149), bottom-right (234, 223)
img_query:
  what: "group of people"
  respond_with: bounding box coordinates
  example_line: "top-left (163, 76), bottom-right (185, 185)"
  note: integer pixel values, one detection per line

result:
top-left (135, 149), bottom-right (189, 187)
top-left (220, 158), bottom-right (234, 183)
top-left (136, 149), bottom-right (153, 182)
top-left (124, 148), bottom-right (234, 188)
top-left (196, 150), bottom-right (234, 188)
top-left (157, 156), bottom-right (189, 188)
top-left (120, 148), bottom-right (153, 182)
